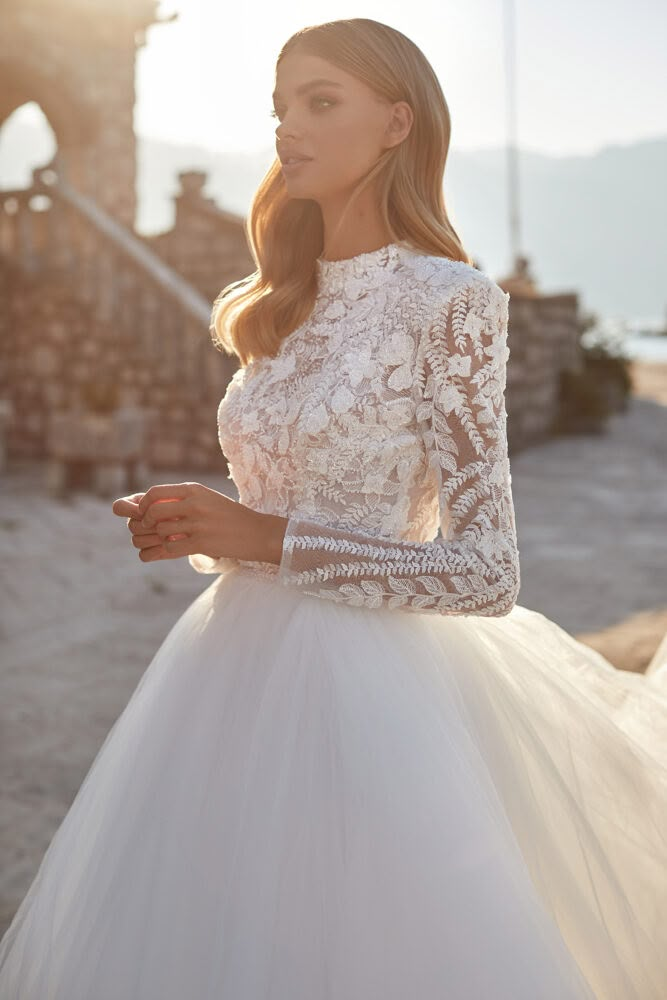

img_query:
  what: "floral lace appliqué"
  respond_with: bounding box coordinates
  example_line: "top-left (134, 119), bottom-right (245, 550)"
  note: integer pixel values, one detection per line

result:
top-left (189, 243), bottom-right (520, 618)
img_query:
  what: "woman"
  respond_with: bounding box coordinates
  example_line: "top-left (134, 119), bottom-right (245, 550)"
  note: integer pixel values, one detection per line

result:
top-left (1, 17), bottom-right (666, 999)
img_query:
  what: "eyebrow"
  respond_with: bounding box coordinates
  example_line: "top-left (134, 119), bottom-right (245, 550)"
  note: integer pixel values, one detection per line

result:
top-left (272, 78), bottom-right (344, 103)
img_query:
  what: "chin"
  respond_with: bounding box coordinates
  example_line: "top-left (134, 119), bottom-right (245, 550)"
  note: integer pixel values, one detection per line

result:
top-left (283, 179), bottom-right (321, 200)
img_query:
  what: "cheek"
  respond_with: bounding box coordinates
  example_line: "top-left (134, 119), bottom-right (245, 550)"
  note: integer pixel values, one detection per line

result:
top-left (314, 120), bottom-right (381, 186)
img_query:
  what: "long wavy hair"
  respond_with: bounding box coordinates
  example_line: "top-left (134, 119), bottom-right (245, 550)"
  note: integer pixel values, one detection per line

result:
top-left (212, 18), bottom-right (472, 367)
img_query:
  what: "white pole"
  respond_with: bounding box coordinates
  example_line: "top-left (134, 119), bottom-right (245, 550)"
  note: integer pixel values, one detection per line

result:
top-left (503, 0), bottom-right (522, 273)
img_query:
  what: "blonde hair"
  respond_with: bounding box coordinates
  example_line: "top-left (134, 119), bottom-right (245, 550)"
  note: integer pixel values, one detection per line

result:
top-left (212, 17), bottom-right (472, 367)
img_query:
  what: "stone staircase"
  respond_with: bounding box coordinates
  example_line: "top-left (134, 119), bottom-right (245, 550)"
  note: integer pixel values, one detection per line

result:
top-left (0, 166), bottom-right (238, 482)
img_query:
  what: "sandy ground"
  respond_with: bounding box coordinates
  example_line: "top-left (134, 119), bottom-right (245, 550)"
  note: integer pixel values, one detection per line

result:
top-left (0, 359), bottom-right (666, 935)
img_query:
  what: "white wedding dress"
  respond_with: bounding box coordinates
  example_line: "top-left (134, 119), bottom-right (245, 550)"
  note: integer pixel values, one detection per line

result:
top-left (1, 243), bottom-right (666, 999)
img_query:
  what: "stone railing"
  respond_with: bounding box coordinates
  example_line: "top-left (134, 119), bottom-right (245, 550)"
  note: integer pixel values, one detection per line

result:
top-left (0, 165), bottom-right (239, 480)
top-left (0, 165), bottom-right (224, 391)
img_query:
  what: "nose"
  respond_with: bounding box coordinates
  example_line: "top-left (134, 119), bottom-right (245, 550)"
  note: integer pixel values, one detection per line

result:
top-left (275, 113), bottom-right (302, 144)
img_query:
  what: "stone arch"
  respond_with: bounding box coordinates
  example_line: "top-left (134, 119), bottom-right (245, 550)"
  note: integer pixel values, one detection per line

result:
top-left (0, 57), bottom-right (98, 148)
top-left (0, 102), bottom-right (58, 191)
top-left (0, 0), bottom-right (162, 228)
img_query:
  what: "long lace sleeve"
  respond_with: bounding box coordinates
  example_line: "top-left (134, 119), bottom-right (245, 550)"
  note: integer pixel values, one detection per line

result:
top-left (277, 277), bottom-right (520, 616)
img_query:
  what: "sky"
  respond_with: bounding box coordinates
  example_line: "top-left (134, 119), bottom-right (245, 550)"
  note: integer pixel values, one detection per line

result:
top-left (125, 0), bottom-right (667, 157)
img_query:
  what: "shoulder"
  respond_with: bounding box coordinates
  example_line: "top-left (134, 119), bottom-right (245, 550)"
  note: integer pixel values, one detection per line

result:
top-left (397, 247), bottom-right (509, 328)
top-left (399, 247), bottom-right (508, 306)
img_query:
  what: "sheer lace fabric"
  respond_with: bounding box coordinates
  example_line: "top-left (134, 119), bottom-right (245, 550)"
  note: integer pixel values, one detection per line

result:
top-left (190, 243), bottom-right (520, 616)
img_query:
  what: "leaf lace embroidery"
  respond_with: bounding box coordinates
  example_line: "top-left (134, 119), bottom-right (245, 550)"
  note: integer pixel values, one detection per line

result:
top-left (189, 242), bottom-right (520, 617)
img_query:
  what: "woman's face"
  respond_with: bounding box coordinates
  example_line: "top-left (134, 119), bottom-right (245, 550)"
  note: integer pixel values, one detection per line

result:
top-left (272, 49), bottom-right (409, 203)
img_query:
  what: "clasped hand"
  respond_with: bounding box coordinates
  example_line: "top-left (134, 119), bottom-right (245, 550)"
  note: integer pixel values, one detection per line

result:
top-left (111, 482), bottom-right (266, 564)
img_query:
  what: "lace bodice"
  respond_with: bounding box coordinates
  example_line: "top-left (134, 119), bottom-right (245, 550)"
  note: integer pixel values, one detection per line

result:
top-left (189, 242), bottom-right (520, 616)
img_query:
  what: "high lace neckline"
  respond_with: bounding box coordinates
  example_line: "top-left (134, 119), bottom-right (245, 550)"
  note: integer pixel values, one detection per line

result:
top-left (315, 242), bottom-right (411, 298)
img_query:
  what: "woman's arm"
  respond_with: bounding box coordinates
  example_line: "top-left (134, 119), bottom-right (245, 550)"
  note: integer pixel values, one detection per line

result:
top-left (274, 277), bottom-right (520, 616)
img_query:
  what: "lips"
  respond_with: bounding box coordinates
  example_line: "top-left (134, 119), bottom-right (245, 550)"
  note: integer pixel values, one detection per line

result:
top-left (278, 152), bottom-right (313, 165)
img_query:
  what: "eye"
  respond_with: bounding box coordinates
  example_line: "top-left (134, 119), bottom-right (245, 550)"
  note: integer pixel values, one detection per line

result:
top-left (310, 96), bottom-right (336, 111)
top-left (269, 96), bottom-right (337, 121)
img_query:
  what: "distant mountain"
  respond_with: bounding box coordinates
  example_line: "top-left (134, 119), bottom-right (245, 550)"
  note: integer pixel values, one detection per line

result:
top-left (1, 120), bottom-right (665, 319)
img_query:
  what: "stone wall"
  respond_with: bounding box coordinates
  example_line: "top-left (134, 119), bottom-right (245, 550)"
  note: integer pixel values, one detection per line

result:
top-left (504, 290), bottom-right (583, 452)
top-left (0, 0), bottom-right (162, 229)
top-left (141, 172), bottom-right (256, 307)
top-left (0, 259), bottom-right (234, 474)
top-left (132, 170), bottom-right (259, 469)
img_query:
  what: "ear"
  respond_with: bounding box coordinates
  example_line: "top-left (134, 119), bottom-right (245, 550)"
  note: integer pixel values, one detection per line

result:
top-left (384, 101), bottom-right (414, 150)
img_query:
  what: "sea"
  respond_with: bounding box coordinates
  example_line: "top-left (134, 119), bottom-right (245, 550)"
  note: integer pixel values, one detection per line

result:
top-left (620, 334), bottom-right (667, 364)
top-left (583, 318), bottom-right (667, 364)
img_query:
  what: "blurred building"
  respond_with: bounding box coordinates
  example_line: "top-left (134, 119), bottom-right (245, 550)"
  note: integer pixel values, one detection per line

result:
top-left (0, 0), bottom-right (255, 483)
top-left (0, 0), bottom-right (586, 488)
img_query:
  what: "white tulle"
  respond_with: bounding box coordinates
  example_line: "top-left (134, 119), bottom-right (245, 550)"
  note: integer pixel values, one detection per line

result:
top-left (0, 568), bottom-right (665, 998)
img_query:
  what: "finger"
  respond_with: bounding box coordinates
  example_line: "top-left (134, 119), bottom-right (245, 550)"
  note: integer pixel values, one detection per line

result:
top-left (161, 536), bottom-right (197, 558)
top-left (129, 522), bottom-right (187, 547)
top-left (127, 517), bottom-right (158, 536)
top-left (136, 485), bottom-right (194, 519)
top-left (152, 519), bottom-right (191, 539)
top-left (131, 532), bottom-right (163, 550)
top-left (113, 498), bottom-right (143, 518)
top-left (139, 540), bottom-right (186, 562)
top-left (141, 499), bottom-right (191, 527)
top-left (138, 543), bottom-right (169, 562)
top-left (112, 492), bottom-right (145, 515)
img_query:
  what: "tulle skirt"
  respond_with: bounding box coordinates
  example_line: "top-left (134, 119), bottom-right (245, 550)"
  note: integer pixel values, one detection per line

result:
top-left (1, 564), bottom-right (666, 999)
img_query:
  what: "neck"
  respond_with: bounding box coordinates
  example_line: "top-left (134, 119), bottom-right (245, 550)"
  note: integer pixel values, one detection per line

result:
top-left (318, 187), bottom-right (392, 262)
